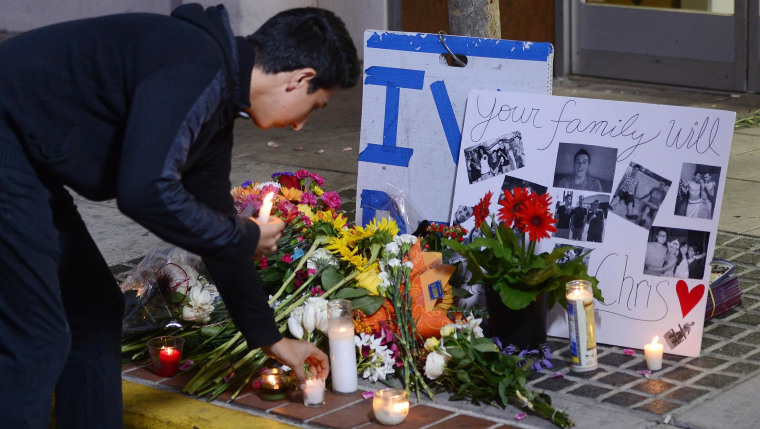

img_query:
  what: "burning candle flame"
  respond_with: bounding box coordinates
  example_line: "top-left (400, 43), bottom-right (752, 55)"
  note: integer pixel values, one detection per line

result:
top-left (651, 336), bottom-right (659, 346)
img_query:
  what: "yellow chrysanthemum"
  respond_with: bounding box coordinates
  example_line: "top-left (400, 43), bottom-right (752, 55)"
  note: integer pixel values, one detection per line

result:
top-left (312, 186), bottom-right (324, 196)
top-left (330, 213), bottom-right (348, 231)
top-left (326, 237), bottom-right (365, 268)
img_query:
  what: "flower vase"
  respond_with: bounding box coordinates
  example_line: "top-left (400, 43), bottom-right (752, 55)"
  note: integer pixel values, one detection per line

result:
top-left (485, 288), bottom-right (548, 350)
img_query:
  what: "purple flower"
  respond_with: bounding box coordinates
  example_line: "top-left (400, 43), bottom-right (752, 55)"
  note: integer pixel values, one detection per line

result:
top-left (321, 191), bottom-right (342, 210)
top-left (271, 171), bottom-right (294, 179)
top-left (179, 360), bottom-right (194, 371)
top-left (295, 169), bottom-right (311, 180)
top-left (311, 173), bottom-right (325, 186)
top-left (241, 180), bottom-right (252, 188)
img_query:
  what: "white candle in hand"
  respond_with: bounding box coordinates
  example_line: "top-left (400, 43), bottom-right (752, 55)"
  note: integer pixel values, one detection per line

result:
top-left (302, 378), bottom-right (325, 407)
top-left (258, 192), bottom-right (274, 223)
top-left (644, 336), bottom-right (664, 371)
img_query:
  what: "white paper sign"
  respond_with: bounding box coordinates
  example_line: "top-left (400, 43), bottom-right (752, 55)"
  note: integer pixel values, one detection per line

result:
top-left (356, 30), bottom-right (553, 233)
top-left (450, 89), bottom-right (736, 357)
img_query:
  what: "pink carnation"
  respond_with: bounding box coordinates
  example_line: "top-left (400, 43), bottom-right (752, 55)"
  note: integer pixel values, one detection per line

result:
top-left (300, 192), bottom-right (317, 206)
top-left (282, 254), bottom-right (293, 263)
top-left (295, 169), bottom-right (311, 180)
top-left (259, 257), bottom-right (268, 269)
top-left (311, 173), bottom-right (325, 186)
top-left (321, 191), bottom-right (341, 210)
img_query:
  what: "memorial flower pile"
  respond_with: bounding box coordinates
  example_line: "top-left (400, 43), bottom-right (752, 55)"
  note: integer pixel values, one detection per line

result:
top-left (119, 172), bottom-right (579, 427)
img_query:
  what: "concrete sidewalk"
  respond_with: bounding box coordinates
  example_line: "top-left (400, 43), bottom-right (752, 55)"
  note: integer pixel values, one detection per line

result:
top-left (95, 76), bottom-right (760, 428)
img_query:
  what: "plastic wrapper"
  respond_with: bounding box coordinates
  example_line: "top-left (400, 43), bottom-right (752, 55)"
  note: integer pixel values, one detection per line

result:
top-left (120, 247), bottom-right (227, 335)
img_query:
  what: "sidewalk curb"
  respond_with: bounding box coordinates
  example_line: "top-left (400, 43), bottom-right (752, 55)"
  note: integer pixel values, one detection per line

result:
top-left (123, 380), bottom-right (297, 429)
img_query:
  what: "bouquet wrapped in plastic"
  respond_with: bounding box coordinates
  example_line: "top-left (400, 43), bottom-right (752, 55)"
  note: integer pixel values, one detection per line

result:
top-left (120, 247), bottom-right (227, 335)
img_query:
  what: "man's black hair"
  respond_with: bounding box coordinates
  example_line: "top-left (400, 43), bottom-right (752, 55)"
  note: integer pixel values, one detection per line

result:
top-left (574, 149), bottom-right (591, 163)
top-left (247, 8), bottom-right (360, 92)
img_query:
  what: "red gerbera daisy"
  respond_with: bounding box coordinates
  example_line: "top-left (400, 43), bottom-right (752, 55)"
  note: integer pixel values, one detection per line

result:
top-left (517, 197), bottom-right (558, 242)
top-left (497, 187), bottom-right (531, 227)
top-left (473, 191), bottom-right (493, 229)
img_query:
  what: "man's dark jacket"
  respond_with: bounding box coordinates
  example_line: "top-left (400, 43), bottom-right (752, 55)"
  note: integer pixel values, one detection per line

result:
top-left (0, 4), bottom-right (282, 347)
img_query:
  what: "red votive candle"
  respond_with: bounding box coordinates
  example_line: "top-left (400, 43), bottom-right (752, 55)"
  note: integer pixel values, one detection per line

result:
top-left (147, 336), bottom-right (185, 377)
top-left (157, 347), bottom-right (181, 377)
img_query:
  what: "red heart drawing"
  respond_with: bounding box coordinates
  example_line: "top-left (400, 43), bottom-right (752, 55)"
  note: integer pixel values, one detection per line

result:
top-left (676, 280), bottom-right (705, 318)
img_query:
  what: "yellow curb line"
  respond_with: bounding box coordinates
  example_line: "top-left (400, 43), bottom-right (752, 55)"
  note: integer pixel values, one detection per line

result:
top-left (123, 380), bottom-right (297, 429)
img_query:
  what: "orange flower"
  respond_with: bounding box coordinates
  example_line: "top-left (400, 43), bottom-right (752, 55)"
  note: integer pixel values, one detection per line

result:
top-left (497, 187), bottom-right (531, 227)
top-left (472, 191), bottom-right (493, 229)
top-left (279, 187), bottom-right (303, 202)
top-left (517, 197), bottom-right (557, 242)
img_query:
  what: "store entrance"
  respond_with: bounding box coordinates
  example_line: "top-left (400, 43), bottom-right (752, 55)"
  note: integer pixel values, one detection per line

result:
top-left (569, 0), bottom-right (760, 92)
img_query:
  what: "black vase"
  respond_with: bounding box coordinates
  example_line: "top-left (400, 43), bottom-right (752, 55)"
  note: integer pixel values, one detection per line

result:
top-left (485, 288), bottom-right (548, 350)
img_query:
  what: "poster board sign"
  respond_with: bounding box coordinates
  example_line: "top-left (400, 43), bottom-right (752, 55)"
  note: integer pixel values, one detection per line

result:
top-left (450, 89), bottom-right (735, 357)
top-left (356, 30), bottom-right (553, 232)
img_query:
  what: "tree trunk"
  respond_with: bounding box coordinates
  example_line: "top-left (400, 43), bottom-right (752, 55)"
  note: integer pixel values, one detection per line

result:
top-left (446, 0), bottom-right (501, 38)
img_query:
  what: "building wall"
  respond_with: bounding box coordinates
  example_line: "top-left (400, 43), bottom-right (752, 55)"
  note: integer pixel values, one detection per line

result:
top-left (0, 0), bottom-right (387, 60)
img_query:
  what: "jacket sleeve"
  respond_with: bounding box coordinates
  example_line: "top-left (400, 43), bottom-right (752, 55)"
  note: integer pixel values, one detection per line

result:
top-left (181, 125), bottom-right (282, 348)
top-left (116, 62), bottom-right (282, 347)
top-left (116, 62), bottom-right (258, 261)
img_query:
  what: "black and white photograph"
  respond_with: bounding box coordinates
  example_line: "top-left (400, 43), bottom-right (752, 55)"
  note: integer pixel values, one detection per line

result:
top-left (642, 227), bottom-right (709, 279)
top-left (553, 143), bottom-right (617, 192)
top-left (554, 243), bottom-right (592, 266)
top-left (464, 131), bottom-right (525, 184)
top-left (609, 163), bottom-right (672, 229)
top-left (674, 163), bottom-right (721, 220)
top-left (551, 192), bottom-right (610, 243)
top-left (500, 174), bottom-right (548, 196)
top-left (451, 205), bottom-right (474, 226)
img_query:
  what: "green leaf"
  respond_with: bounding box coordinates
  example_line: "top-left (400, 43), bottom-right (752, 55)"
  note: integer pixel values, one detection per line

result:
top-left (334, 287), bottom-right (370, 299)
top-left (447, 346), bottom-right (466, 361)
top-left (351, 295), bottom-right (386, 316)
top-left (320, 266), bottom-right (343, 289)
top-left (472, 337), bottom-right (499, 353)
top-left (498, 286), bottom-right (539, 310)
top-left (456, 369), bottom-right (470, 384)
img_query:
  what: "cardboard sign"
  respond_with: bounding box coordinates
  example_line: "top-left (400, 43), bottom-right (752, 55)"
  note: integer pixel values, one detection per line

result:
top-left (450, 89), bottom-right (735, 357)
top-left (355, 30), bottom-right (553, 232)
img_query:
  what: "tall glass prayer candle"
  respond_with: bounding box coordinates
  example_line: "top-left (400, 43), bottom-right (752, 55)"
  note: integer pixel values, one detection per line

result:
top-left (566, 280), bottom-right (597, 372)
top-left (327, 299), bottom-right (358, 394)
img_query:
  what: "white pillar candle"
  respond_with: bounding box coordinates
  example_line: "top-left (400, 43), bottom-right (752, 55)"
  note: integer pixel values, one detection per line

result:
top-left (328, 326), bottom-right (358, 393)
top-left (373, 388), bottom-right (409, 425)
top-left (302, 377), bottom-right (325, 407)
top-left (327, 299), bottom-right (358, 394)
top-left (644, 336), bottom-right (664, 370)
top-left (258, 192), bottom-right (274, 223)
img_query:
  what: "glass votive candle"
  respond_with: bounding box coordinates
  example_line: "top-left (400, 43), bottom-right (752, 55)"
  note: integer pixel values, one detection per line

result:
top-left (260, 368), bottom-right (290, 401)
top-left (302, 377), bottom-right (326, 407)
top-left (147, 336), bottom-right (185, 377)
top-left (373, 388), bottom-right (409, 425)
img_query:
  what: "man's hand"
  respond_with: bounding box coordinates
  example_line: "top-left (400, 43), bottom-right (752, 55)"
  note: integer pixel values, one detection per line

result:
top-left (252, 217), bottom-right (285, 260)
top-left (262, 338), bottom-right (330, 389)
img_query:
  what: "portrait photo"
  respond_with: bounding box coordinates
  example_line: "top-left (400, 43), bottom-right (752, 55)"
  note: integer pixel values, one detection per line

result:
top-left (463, 131), bottom-right (525, 184)
top-left (674, 163), bottom-right (721, 220)
top-left (642, 226), bottom-right (709, 279)
top-left (553, 143), bottom-right (617, 192)
top-left (609, 163), bottom-right (672, 230)
top-left (551, 191), bottom-right (610, 243)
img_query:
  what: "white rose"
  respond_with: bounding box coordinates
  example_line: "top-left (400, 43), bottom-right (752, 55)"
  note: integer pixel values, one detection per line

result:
top-left (424, 351), bottom-right (447, 379)
top-left (182, 305), bottom-right (210, 322)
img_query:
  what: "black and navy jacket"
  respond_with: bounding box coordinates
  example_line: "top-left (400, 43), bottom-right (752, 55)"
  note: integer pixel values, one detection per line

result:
top-left (0, 4), bottom-right (282, 347)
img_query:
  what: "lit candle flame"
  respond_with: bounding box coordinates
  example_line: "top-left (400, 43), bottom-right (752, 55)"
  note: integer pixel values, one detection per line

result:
top-left (258, 192), bottom-right (275, 223)
top-left (651, 336), bottom-right (659, 346)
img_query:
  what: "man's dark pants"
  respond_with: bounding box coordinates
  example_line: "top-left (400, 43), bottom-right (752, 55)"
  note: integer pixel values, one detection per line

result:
top-left (0, 135), bottom-right (124, 428)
